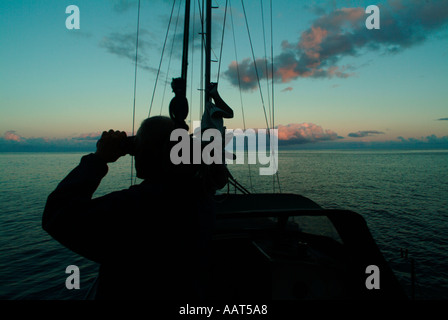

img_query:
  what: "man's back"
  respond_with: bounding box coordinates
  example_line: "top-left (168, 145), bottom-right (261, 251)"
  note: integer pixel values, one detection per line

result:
top-left (43, 153), bottom-right (214, 300)
top-left (93, 182), bottom-right (214, 300)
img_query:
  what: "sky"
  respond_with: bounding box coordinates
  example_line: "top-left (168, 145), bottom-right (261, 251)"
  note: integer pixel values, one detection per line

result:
top-left (1, 0), bottom-right (448, 151)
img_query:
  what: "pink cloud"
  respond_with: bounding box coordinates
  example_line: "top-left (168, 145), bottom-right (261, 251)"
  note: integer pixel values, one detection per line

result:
top-left (225, 1), bottom-right (448, 90)
top-left (72, 132), bottom-right (103, 141)
top-left (4, 131), bottom-right (23, 142)
top-left (78, 132), bottom-right (102, 138)
top-left (277, 123), bottom-right (340, 144)
top-left (276, 63), bottom-right (301, 82)
top-left (299, 26), bottom-right (328, 51)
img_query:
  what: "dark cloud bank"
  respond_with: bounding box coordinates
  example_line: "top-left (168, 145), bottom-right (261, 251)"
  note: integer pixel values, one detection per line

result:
top-left (0, 131), bottom-right (99, 152)
top-left (348, 130), bottom-right (384, 138)
top-left (279, 134), bottom-right (448, 150)
top-left (2, 129), bottom-right (447, 152)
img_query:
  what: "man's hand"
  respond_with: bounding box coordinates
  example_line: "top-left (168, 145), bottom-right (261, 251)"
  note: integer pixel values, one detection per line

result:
top-left (95, 130), bottom-right (127, 163)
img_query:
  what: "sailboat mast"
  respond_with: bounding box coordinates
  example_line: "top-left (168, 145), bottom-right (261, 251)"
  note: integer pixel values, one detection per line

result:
top-left (181, 0), bottom-right (191, 83)
top-left (205, 0), bottom-right (212, 103)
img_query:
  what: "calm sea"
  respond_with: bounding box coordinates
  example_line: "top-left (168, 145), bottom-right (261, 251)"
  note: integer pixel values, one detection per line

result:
top-left (0, 150), bottom-right (447, 300)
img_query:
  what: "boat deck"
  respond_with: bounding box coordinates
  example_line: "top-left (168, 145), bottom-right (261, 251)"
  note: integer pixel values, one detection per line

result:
top-left (209, 193), bottom-right (407, 300)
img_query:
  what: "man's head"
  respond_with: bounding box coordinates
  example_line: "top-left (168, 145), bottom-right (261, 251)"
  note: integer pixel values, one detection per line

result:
top-left (134, 116), bottom-right (176, 180)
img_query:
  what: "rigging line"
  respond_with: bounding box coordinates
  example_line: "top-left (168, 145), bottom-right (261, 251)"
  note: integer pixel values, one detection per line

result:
top-left (199, 0), bottom-right (204, 118)
top-left (197, 0), bottom-right (204, 41)
top-left (228, 176), bottom-right (250, 194)
top-left (211, 48), bottom-right (220, 63)
top-left (270, 0), bottom-right (282, 193)
top-left (260, 0), bottom-right (275, 193)
top-left (148, 0), bottom-right (177, 117)
top-left (131, 0), bottom-right (141, 186)
top-left (269, 0), bottom-right (274, 133)
top-left (230, 0), bottom-right (253, 192)
top-left (228, 170), bottom-right (251, 194)
top-left (159, 0), bottom-right (183, 115)
top-left (197, 0), bottom-right (218, 64)
top-left (242, 0), bottom-right (279, 194)
top-left (240, 0), bottom-right (270, 134)
top-left (260, 0), bottom-right (272, 130)
top-left (197, 1), bottom-right (218, 66)
top-left (189, 0), bottom-right (197, 133)
top-left (269, 0), bottom-right (274, 192)
top-left (216, 0), bottom-right (228, 84)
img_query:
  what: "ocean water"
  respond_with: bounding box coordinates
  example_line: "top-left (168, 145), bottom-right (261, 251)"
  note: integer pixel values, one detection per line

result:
top-left (0, 150), bottom-right (447, 300)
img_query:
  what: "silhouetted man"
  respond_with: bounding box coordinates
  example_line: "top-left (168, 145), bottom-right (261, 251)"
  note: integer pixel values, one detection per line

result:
top-left (43, 116), bottom-right (219, 299)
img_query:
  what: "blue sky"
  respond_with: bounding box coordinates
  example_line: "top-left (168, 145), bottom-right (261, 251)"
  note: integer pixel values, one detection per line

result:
top-left (1, 0), bottom-right (448, 151)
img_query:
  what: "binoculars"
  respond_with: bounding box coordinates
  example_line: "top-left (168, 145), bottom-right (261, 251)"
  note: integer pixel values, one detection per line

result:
top-left (121, 136), bottom-right (136, 156)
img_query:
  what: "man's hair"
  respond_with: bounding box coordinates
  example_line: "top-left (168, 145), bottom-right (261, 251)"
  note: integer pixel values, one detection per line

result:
top-left (136, 116), bottom-right (228, 192)
top-left (137, 116), bottom-right (175, 150)
top-left (135, 116), bottom-right (176, 179)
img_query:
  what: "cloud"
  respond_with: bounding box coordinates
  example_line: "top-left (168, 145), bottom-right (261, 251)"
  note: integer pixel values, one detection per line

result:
top-left (397, 135), bottom-right (448, 145)
top-left (348, 130), bottom-right (385, 138)
top-left (99, 9), bottom-right (226, 75)
top-left (2, 131), bottom-right (447, 152)
top-left (0, 131), bottom-right (140, 152)
top-left (224, 58), bottom-right (267, 90)
top-left (224, 0), bottom-right (448, 90)
top-left (437, 118), bottom-right (448, 121)
top-left (0, 131), bottom-right (100, 152)
top-left (279, 134), bottom-right (448, 150)
top-left (72, 132), bottom-right (102, 141)
top-left (67, 30), bottom-right (93, 39)
top-left (112, 0), bottom-right (138, 13)
top-left (304, 3), bottom-right (328, 16)
top-left (281, 87), bottom-right (293, 92)
top-left (276, 123), bottom-right (342, 145)
top-left (4, 130), bottom-right (23, 142)
top-left (99, 30), bottom-right (159, 73)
